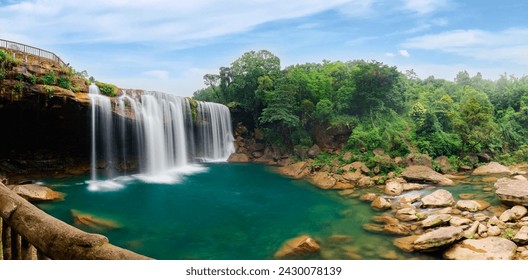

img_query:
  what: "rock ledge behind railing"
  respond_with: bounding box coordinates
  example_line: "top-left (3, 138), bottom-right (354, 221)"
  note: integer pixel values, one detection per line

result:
top-left (0, 182), bottom-right (152, 260)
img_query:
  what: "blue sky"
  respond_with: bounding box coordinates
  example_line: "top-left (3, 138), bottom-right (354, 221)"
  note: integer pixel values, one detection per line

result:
top-left (1, 0), bottom-right (527, 96)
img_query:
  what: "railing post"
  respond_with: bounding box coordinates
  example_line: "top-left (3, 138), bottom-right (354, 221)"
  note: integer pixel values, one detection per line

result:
top-left (11, 228), bottom-right (21, 260)
top-left (0, 217), bottom-right (3, 260)
top-left (2, 222), bottom-right (12, 260)
top-left (21, 237), bottom-right (36, 260)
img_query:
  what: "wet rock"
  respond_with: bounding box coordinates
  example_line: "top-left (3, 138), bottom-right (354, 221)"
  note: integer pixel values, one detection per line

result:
top-left (458, 193), bottom-right (475, 200)
top-left (495, 179), bottom-right (528, 206)
top-left (472, 162), bottom-right (511, 175)
top-left (384, 180), bottom-right (403, 196)
top-left (499, 206), bottom-right (528, 222)
top-left (455, 200), bottom-right (490, 212)
top-left (393, 235), bottom-right (418, 253)
top-left (397, 193), bottom-right (421, 204)
top-left (372, 215), bottom-right (399, 225)
top-left (402, 183), bottom-right (424, 191)
top-left (422, 214), bottom-right (452, 228)
top-left (513, 226), bottom-right (528, 245)
top-left (395, 208), bottom-right (420, 222)
top-left (401, 165), bottom-right (454, 186)
top-left (274, 235), bottom-right (320, 259)
top-left (371, 197), bottom-right (392, 210)
top-left (310, 172), bottom-right (337, 189)
top-left (363, 223), bottom-right (385, 233)
top-left (482, 177), bottom-right (498, 182)
top-left (383, 223), bottom-right (412, 235)
top-left (359, 193), bottom-right (377, 202)
top-left (421, 189), bottom-right (455, 208)
top-left (413, 226), bottom-right (464, 251)
top-left (434, 156), bottom-right (454, 174)
top-left (444, 237), bottom-right (517, 260)
top-left (333, 182), bottom-right (354, 190)
top-left (338, 189), bottom-right (355, 197)
top-left (71, 209), bottom-right (121, 231)
top-left (277, 162), bottom-right (309, 179)
top-left (11, 184), bottom-right (63, 202)
top-left (357, 176), bottom-right (374, 188)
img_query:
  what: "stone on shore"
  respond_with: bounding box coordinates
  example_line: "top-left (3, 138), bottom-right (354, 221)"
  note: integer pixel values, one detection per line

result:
top-left (513, 226), bottom-right (528, 245)
top-left (274, 235), bottom-right (320, 259)
top-left (384, 180), bottom-right (403, 196)
top-left (371, 196), bottom-right (392, 210)
top-left (499, 206), bottom-right (528, 222)
top-left (277, 162), bottom-right (309, 179)
top-left (494, 178), bottom-right (528, 206)
top-left (227, 153), bottom-right (250, 163)
top-left (309, 172), bottom-right (337, 189)
top-left (421, 189), bottom-right (455, 208)
top-left (11, 184), bottom-right (64, 202)
top-left (413, 226), bottom-right (464, 251)
top-left (455, 200), bottom-right (490, 212)
top-left (421, 214), bottom-right (452, 228)
top-left (401, 165), bottom-right (454, 186)
top-left (472, 162), bottom-right (511, 175)
top-left (444, 237), bottom-right (517, 260)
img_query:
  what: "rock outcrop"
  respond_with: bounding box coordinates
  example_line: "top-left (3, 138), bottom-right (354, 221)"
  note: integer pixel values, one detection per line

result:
top-left (10, 184), bottom-right (63, 202)
top-left (274, 235), bottom-right (320, 259)
top-left (472, 162), bottom-right (511, 175)
top-left (401, 165), bottom-right (454, 185)
top-left (277, 162), bottom-right (309, 179)
top-left (421, 189), bottom-right (455, 208)
top-left (413, 226), bottom-right (464, 251)
top-left (444, 237), bottom-right (517, 260)
top-left (494, 178), bottom-right (528, 206)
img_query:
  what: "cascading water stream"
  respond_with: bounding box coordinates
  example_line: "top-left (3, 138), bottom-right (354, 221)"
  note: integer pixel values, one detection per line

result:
top-left (88, 87), bottom-right (235, 190)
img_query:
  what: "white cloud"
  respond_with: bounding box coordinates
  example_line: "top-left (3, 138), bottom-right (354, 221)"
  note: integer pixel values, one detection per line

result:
top-left (403, 0), bottom-right (449, 15)
top-left (385, 52), bottom-right (395, 57)
top-left (402, 28), bottom-right (528, 65)
top-left (0, 0), bottom-right (353, 46)
top-left (399, 49), bottom-right (410, 57)
top-left (143, 70), bottom-right (169, 79)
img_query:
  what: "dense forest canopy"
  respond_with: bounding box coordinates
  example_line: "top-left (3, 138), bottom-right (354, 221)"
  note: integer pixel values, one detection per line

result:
top-left (194, 50), bottom-right (528, 166)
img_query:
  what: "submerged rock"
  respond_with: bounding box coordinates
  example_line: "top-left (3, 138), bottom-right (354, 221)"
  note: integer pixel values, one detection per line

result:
top-left (401, 165), bottom-right (454, 186)
top-left (227, 153), bottom-right (250, 163)
top-left (421, 189), bottom-right (455, 208)
top-left (472, 162), bottom-right (511, 175)
top-left (274, 235), bottom-right (320, 259)
top-left (71, 209), bottom-right (121, 231)
top-left (495, 179), bottom-right (528, 206)
top-left (277, 162), bottom-right (309, 179)
top-left (310, 172), bottom-right (337, 189)
top-left (444, 237), bottom-right (517, 260)
top-left (11, 184), bottom-right (64, 202)
top-left (413, 226), bottom-right (464, 251)
top-left (371, 196), bottom-right (392, 210)
top-left (394, 235), bottom-right (418, 253)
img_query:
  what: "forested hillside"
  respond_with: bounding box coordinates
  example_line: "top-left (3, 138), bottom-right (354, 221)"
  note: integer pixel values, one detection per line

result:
top-left (194, 50), bottom-right (528, 169)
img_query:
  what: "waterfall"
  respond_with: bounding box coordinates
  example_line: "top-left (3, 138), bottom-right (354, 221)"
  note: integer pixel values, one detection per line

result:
top-left (88, 88), bottom-right (234, 189)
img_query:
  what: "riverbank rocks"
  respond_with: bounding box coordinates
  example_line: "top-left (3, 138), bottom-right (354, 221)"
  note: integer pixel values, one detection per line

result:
top-left (472, 162), bottom-right (511, 175)
top-left (11, 184), bottom-right (63, 202)
top-left (421, 214), bottom-right (452, 228)
top-left (274, 235), bottom-right (320, 259)
top-left (513, 226), bottom-right (528, 245)
top-left (310, 172), bottom-right (337, 189)
top-left (434, 156), bottom-right (454, 174)
top-left (494, 178), bottom-right (528, 206)
top-left (307, 144), bottom-right (321, 159)
top-left (421, 189), bottom-right (455, 208)
top-left (444, 237), bottom-right (517, 260)
top-left (413, 226), bottom-right (464, 251)
top-left (499, 206), bottom-right (527, 222)
top-left (227, 153), bottom-right (250, 163)
top-left (401, 165), bottom-right (454, 186)
top-left (456, 200), bottom-right (490, 212)
top-left (394, 235), bottom-right (418, 253)
top-left (371, 196), bottom-right (392, 210)
top-left (71, 209), bottom-right (121, 231)
top-left (384, 180), bottom-right (403, 196)
top-left (405, 153), bottom-right (433, 169)
top-left (277, 162), bottom-right (309, 179)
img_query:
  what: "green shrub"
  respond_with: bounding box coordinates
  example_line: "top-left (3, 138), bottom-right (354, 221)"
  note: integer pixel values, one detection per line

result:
top-left (57, 76), bottom-right (71, 89)
top-left (15, 73), bottom-right (24, 81)
top-left (95, 81), bottom-right (117, 97)
top-left (0, 68), bottom-right (6, 80)
top-left (15, 82), bottom-right (23, 93)
top-left (28, 74), bottom-right (37, 84)
top-left (39, 71), bottom-right (56, 85)
top-left (0, 49), bottom-right (15, 66)
top-left (43, 85), bottom-right (54, 97)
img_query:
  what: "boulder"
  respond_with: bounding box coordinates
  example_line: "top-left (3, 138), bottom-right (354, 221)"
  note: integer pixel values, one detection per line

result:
top-left (421, 189), bottom-right (456, 208)
top-left (307, 144), bottom-right (321, 159)
top-left (346, 161), bottom-right (370, 174)
top-left (227, 153), bottom-right (250, 163)
top-left (444, 237), bottom-right (517, 260)
top-left (514, 175), bottom-right (528, 181)
top-left (434, 156), bottom-right (454, 174)
top-left (384, 180), bottom-right (403, 196)
top-left (359, 193), bottom-right (377, 201)
top-left (342, 171), bottom-right (362, 182)
top-left (357, 176), bottom-right (374, 188)
top-left (413, 226), bottom-right (464, 251)
top-left (342, 152), bottom-right (353, 162)
top-left (405, 153), bottom-right (433, 169)
top-left (455, 200), bottom-right (490, 212)
top-left (397, 193), bottom-right (421, 204)
top-left (488, 226), bottom-right (502, 236)
top-left (393, 235), bottom-right (418, 253)
top-left (310, 172), bottom-right (337, 189)
top-left (402, 183), bottom-right (424, 191)
top-left (477, 153), bottom-right (492, 163)
top-left (422, 214), bottom-right (452, 228)
top-left (277, 162), bottom-right (309, 179)
top-left (513, 226), bottom-right (528, 245)
top-left (401, 165), bottom-right (454, 186)
top-left (274, 235), bottom-right (320, 259)
top-left (11, 184), bottom-right (63, 202)
top-left (499, 205), bottom-right (528, 222)
top-left (472, 162), bottom-right (511, 175)
top-left (464, 221), bottom-right (480, 239)
top-left (383, 223), bottom-right (411, 235)
top-left (333, 182), bottom-right (354, 190)
top-left (371, 197), bottom-right (392, 210)
top-left (494, 179), bottom-right (528, 206)
top-left (449, 216), bottom-right (472, 227)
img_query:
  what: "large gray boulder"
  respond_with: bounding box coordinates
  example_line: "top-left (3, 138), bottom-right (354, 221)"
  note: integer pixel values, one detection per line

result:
top-left (494, 178), bottom-right (528, 206)
top-left (472, 162), bottom-right (511, 175)
top-left (401, 165), bottom-right (454, 186)
top-left (421, 189), bottom-right (456, 208)
top-left (413, 226), bottom-right (464, 251)
top-left (444, 237), bottom-right (517, 260)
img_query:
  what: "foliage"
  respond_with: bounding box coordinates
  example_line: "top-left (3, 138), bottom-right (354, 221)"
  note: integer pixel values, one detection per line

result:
top-left (15, 82), bottom-right (23, 93)
top-left (43, 85), bottom-right (54, 96)
top-left (95, 81), bottom-right (117, 97)
top-left (28, 74), bottom-right (37, 84)
top-left (39, 71), bottom-right (56, 85)
top-left (57, 76), bottom-right (71, 90)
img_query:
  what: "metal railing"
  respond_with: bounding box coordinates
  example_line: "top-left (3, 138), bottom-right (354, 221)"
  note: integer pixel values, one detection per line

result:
top-left (0, 38), bottom-right (67, 68)
top-left (0, 183), bottom-right (151, 260)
